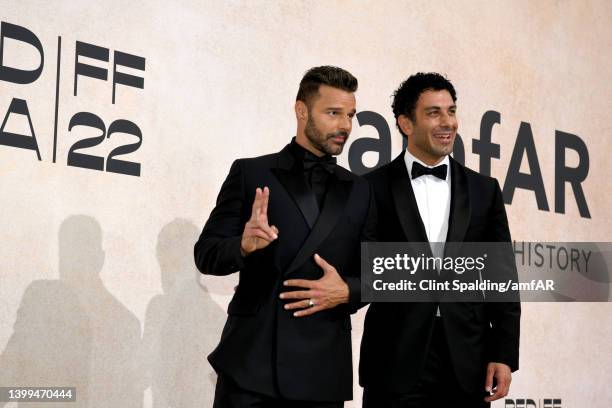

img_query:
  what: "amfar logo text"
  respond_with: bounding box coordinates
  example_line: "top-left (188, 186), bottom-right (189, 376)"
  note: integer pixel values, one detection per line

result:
top-left (1, 21), bottom-right (591, 217)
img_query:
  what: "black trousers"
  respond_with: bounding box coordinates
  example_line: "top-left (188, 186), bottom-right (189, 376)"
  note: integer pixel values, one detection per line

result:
top-left (363, 318), bottom-right (490, 408)
top-left (213, 374), bottom-right (344, 408)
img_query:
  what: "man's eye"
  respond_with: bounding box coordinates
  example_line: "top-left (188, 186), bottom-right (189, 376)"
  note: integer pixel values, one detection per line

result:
top-left (328, 111), bottom-right (338, 116)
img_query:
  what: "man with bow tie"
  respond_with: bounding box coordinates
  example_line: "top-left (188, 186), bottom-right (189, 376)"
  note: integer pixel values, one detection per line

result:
top-left (359, 73), bottom-right (521, 407)
top-left (194, 66), bottom-right (376, 407)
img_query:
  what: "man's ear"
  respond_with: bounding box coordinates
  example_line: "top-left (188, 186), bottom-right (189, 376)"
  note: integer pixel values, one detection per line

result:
top-left (398, 115), bottom-right (413, 137)
top-left (295, 100), bottom-right (308, 121)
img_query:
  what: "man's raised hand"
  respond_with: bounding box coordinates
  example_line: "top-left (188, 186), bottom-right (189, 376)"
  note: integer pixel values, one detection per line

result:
top-left (240, 187), bottom-right (279, 256)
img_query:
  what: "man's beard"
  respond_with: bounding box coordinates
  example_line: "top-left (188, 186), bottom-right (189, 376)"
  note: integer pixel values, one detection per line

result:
top-left (304, 116), bottom-right (348, 156)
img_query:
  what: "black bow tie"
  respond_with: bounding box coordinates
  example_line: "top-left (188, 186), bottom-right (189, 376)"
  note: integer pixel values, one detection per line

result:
top-left (411, 161), bottom-right (447, 180)
top-left (303, 154), bottom-right (336, 174)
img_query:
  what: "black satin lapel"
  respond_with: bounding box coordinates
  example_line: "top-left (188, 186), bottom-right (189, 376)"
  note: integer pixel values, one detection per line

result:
top-left (272, 168), bottom-right (319, 229)
top-left (390, 156), bottom-right (429, 243)
top-left (285, 176), bottom-right (353, 275)
top-left (446, 158), bottom-right (471, 244)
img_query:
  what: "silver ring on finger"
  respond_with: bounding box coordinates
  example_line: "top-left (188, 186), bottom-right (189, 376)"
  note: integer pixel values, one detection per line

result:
top-left (308, 299), bottom-right (315, 308)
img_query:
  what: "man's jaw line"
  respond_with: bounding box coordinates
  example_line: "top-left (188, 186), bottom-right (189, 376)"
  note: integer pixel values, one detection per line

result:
top-left (407, 143), bottom-right (448, 166)
top-left (298, 138), bottom-right (326, 157)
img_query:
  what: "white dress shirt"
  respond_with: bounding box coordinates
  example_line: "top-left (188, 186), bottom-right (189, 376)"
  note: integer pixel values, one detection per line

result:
top-left (404, 150), bottom-right (451, 315)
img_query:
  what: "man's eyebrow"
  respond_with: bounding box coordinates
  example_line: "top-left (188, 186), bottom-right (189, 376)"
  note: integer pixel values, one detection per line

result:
top-left (324, 106), bottom-right (357, 113)
top-left (424, 104), bottom-right (457, 111)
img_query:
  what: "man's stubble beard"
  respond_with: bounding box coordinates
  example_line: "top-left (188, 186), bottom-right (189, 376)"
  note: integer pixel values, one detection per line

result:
top-left (412, 122), bottom-right (456, 161)
top-left (304, 115), bottom-right (348, 156)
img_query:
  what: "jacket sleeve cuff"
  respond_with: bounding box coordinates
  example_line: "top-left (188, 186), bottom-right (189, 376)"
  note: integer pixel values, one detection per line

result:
top-left (225, 235), bottom-right (247, 272)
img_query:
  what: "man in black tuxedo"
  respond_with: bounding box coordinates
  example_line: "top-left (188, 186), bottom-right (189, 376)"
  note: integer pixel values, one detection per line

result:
top-left (360, 73), bottom-right (520, 407)
top-left (194, 66), bottom-right (376, 408)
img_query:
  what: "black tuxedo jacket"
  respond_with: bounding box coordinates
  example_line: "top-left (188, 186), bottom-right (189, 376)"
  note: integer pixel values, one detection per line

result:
top-left (359, 153), bottom-right (520, 394)
top-left (194, 143), bottom-right (376, 402)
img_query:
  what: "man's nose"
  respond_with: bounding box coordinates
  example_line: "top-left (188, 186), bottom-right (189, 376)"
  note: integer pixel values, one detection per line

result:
top-left (440, 112), bottom-right (455, 128)
top-left (340, 114), bottom-right (352, 131)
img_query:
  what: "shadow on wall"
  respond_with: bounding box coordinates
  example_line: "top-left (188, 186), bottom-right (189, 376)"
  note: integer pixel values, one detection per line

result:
top-left (143, 218), bottom-right (225, 408)
top-left (0, 215), bottom-right (144, 407)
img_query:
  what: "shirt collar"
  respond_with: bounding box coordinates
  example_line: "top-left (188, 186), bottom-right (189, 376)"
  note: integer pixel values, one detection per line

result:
top-left (289, 137), bottom-right (334, 167)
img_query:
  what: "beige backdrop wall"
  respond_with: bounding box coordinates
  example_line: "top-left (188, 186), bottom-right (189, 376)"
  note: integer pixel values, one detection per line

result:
top-left (1, 1), bottom-right (610, 407)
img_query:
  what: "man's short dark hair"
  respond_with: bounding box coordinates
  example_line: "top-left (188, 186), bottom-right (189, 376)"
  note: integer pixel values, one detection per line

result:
top-left (296, 66), bottom-right (358, 107)
top-left (392, 72), bottom-right (457, 137)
